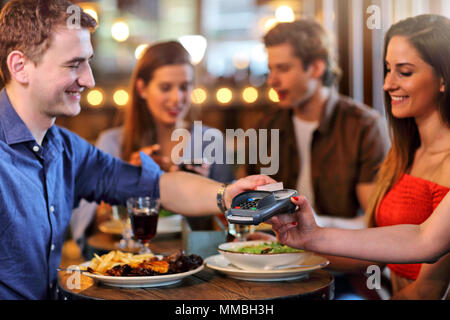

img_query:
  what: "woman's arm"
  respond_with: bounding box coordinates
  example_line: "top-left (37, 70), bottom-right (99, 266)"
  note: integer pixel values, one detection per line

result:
top-left (269, 193), bottom-right (450, 264)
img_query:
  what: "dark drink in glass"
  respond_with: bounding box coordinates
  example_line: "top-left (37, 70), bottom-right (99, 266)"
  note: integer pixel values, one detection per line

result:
top-left (127, 197), bottom-right (160, 253)
top-left (130, 211), bottom-right (158, 243)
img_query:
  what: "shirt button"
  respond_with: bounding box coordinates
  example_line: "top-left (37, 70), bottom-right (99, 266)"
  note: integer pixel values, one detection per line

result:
top-left (32, 145), bottom-right (39, 152)
top-left (50, 205), bottom-right (55, 213)
top-left (51, 244), bottom-right (55, 251)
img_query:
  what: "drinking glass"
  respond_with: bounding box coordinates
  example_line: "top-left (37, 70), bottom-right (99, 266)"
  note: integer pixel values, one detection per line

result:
top-left (126, 197), bottom-right (160, 254)
top-left (112, 205), bottom-right (140, 250)
top-left (227, 223), bottom-right (255, 242)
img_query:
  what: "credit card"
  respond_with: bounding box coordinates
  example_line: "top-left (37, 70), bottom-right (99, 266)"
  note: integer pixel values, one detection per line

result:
top-left (256, 182), bottom-right (284, 192)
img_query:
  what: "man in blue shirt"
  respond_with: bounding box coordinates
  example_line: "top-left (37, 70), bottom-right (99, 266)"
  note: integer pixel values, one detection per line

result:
top-left (0, 0), bottom-right (274, 299)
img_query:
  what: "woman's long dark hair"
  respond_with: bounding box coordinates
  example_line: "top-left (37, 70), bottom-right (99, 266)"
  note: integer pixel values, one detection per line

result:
top-left (366, 14), bottom-right (450, 226)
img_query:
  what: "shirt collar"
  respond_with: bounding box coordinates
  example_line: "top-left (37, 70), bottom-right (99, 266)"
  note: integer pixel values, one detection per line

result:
top-left (317, 88), bottom-right (339, 134)
top-left (284, 88), bottom-right (339, 135)
top-left (0, 88), bottom-right (63, 152)
top-left (0, 88), bottom-right (36, 145)
top-left (44, 125), bottom-right (64, 153)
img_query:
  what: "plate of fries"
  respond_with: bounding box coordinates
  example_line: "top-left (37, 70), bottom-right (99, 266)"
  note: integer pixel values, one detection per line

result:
top-left (78, 250), bottom-right (204, 288)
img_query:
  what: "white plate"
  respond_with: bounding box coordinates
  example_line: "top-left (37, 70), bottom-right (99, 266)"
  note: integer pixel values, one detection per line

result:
top-left (80, 262), bottom-right (204, 288)
top-left (205, 254), bottom-right (329, 282)
top-left (99, 215), bottom-right (182, 236)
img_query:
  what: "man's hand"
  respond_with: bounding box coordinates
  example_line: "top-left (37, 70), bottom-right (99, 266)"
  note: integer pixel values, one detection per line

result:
top-left (160, 173), bottom-right (276, 217)
top-left (266, 195), bottom-right (319, 249)
top-left (224, 175), bottom-right (276, 209)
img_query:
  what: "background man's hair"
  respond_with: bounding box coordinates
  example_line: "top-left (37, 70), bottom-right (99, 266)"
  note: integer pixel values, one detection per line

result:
top-left (264, 20), bottom-right (342, 87)
top-left (0, 0), bottom-right (97, 85)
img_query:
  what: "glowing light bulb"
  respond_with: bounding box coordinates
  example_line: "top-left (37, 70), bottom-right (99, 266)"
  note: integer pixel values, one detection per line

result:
top-left (111, 21), bottom-right (129, 42)
top-left (179, 35), bottom-right (207, 65)
top-left (87, 89), bottom-right (104, 107)
top-left (275, 6), bottom-right (295, 23)
top-left (83, 8), bottom-right (98, 22)
top-left (263, 18), bottom-right (278, 31)
top-left (268, 88), bottom-right (280, 103)
top-left (191, 88), bottom-right (207, 105)
top-left (135, 44), bottom-right (149, 60)
top-left (216, 88), bottom-right (233, 105)
top-left (242, 87), bottom-right (258, 104)
top-left (113, 89), bottom-right (129, 107)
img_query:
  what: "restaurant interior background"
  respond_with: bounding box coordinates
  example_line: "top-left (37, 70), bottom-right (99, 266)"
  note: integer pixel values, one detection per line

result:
top-left (1, 0), bottom-right (449, 148)
top-left (0, 0), bottom-right (449, 301)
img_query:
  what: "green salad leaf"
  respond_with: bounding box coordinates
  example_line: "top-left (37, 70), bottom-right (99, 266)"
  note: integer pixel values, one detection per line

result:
top-left (234, 242), bottom-right (303, 254)
top-left (159, 209), bottom-right (176, 217)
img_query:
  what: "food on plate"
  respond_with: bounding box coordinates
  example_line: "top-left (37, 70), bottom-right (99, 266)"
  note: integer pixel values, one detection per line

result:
top-left (105, 260), bottom-right (169, 276)
top-left (233, 242), bottom-right (303, 254)
top-left (87, 250), bottom-right (155, 274)
top-left (86, 250), bottom-right (203, 276)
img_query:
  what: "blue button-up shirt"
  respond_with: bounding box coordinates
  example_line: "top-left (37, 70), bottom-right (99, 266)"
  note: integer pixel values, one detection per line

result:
top-left (0, 89), bottom-right (163, 299)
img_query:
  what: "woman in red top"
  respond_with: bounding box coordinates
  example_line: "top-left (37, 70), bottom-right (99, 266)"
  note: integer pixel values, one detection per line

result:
top-left (270, 14), bottom-right (450, 299)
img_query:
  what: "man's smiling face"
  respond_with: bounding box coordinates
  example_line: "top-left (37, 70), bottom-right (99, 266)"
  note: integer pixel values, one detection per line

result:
top-left (26, 27), bottom-right (95, 119)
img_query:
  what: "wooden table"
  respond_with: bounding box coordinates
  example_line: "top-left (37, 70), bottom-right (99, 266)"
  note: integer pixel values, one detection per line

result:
top-left (57, 233), bottom-right (334, 300)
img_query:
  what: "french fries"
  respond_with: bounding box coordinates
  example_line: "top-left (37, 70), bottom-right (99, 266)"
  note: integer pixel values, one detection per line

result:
top-left (88, 250), bottom-right (155, 274)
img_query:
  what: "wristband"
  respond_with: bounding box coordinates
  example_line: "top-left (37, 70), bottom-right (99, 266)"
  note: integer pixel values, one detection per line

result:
top-left (216, 183), bottom-right (229, 214)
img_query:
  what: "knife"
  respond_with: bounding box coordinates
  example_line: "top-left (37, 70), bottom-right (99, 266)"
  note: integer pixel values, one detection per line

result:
top-left (57, 267), bottom-right (90, 273)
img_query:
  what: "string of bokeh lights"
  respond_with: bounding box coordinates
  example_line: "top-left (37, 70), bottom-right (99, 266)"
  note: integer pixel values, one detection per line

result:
top-left (79, 3), bottom-right (294, 109)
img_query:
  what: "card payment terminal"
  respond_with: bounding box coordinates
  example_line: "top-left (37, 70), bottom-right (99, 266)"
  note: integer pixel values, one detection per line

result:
top-left (225, 189), bottom-right (299, 225)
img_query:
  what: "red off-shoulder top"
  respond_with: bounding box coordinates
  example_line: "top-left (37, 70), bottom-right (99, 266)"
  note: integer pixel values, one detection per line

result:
top-left (376, 174), bottom-right (449, 280)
